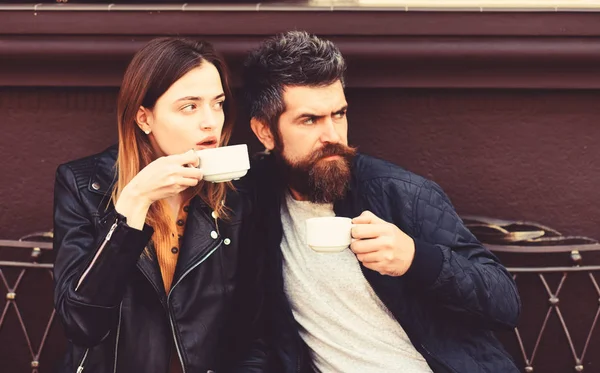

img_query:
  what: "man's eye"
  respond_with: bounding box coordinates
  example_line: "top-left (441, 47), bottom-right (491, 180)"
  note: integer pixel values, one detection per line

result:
top-left (334, 111), bottom-right (347, 119)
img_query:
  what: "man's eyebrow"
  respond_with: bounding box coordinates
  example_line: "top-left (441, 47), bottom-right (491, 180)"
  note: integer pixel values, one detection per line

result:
top-left (334, 105), bottom-right (348, 113)
top-left (294, 112), bottom-right (323, 121)
top-left (293, 105), bottom-right (348, 120)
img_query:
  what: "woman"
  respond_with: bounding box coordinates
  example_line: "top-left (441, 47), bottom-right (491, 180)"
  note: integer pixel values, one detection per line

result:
top-left (53, 37), bottom-right (260, 373)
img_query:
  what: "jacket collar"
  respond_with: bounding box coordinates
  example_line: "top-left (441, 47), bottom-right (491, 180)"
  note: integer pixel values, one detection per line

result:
top-left (88, 144), bottom-right (118, 197)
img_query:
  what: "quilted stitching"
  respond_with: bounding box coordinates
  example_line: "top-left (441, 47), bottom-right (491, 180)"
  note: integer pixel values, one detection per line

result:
top-left (256, 153), bottom-right (522, 373)
top-left (352, 154), bottom-right (521, 373)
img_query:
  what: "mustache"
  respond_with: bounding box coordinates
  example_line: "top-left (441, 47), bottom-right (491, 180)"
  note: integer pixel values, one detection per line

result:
top-left (273, 142), bottom-right (356, 203)
top-left (306, 143), bottom-right (357, 165)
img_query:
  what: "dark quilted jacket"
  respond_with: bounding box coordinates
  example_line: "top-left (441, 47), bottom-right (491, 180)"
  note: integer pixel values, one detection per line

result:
top-left (248, 152), bottom-right (521, 373)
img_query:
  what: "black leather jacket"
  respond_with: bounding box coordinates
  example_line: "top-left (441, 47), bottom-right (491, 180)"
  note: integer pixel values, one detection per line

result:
top-left (53, 145), bottom-right (261, 373)
top-left (248, 152), bottom-right (521, 373)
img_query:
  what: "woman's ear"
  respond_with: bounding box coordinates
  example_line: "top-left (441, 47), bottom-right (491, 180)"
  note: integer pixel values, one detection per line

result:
top-left (136, 106), bottom-right (153, 135)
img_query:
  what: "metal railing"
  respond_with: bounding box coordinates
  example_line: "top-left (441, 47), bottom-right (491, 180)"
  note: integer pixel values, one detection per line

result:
top-left (1, 219), bottom-right (600, 372)
top-left (465, 216), bottom-right (600, 372)
top-left (0, 232), bottom-right (58, 373)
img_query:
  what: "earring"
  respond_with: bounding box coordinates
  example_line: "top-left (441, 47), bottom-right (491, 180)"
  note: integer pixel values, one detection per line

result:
top-left (144, 129), bottom-right (151, 135)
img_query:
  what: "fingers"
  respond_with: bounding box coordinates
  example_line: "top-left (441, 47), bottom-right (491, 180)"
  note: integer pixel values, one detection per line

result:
top-left (156, 151), bottom-right (202, 180)
top-left (350, 237), bottom-right (382, 254)
top-left (355, 251), bottom-right (385, 264)
top-left (354, 246), bottom-right (404, 277)
top-left (172, 149), bottom-right (200, 168)
top-left (351, 224), bottom-right (384, 240)
top-left (164, 176), bottom-right (200, 192)
top-left (352, 210), bottom-right (385, 225)
top-left (180, 166), bottom-right (204, 180)
top-left (178, 176), bottom-right (200, 188)
top-left (360, 262), bottom-right (390, 276)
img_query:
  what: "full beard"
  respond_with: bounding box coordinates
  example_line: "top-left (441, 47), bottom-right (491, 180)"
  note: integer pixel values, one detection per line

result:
top-left (275, 142), bottom-right (357, 204)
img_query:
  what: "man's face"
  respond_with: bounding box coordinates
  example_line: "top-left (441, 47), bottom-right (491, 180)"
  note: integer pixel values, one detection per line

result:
top-left (257, 80), bottom-right (356, 203)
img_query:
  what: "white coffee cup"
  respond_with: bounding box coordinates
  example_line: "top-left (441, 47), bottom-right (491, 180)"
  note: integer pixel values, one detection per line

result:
top-left (306, 217), bottom-right (352, 253)
top-left (196, 144), bottom-right (250, 183)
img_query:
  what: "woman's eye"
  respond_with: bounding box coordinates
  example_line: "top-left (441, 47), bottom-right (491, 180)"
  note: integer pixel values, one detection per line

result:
top-left (182, 103), bottom-right (196, 112)
top-left (213, 100), bottom-right (225, 110)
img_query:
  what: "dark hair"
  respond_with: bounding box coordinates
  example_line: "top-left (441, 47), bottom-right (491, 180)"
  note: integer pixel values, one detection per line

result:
top-left (114, 37), bottom-right (235, 252)
top-left (242, 31), bottom-right (346, 136)
top-left (119, 37), bottom-right (234, 145)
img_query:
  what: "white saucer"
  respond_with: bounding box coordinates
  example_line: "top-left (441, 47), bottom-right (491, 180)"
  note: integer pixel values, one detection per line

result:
top-left (203, 169), bottom-right (249, 183)
top-left (308, 244), bottom-right (349, 253)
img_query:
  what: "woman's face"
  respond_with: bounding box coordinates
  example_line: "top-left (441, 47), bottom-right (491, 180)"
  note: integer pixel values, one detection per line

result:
top-left (137, 62), bottom-right (226, 157)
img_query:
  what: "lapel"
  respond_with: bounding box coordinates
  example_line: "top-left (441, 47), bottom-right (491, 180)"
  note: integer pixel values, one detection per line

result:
top-left (136, 241), bottom-right (168, 308)
top-left (172, 197), bottom-right (221, 284)
top-left (136, 197), bottom-right (221, 304)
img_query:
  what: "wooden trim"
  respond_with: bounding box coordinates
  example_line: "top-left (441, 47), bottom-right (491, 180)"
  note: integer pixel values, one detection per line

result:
top-left (3, 10), bottom-right (600, 36)
top-left (2, 9), bottom-right (600, 88)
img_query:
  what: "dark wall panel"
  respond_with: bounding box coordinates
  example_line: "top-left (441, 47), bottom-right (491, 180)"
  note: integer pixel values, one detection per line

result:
top-left (2, 88), bottom-right (598, 240)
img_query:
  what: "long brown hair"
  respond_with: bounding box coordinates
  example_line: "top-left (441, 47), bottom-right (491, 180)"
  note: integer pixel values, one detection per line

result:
top-left (112, 37), bottom-right (235, 252)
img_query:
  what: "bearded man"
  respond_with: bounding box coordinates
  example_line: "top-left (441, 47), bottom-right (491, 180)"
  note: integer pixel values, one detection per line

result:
top-left (239, 31), bottom-right (521, 373)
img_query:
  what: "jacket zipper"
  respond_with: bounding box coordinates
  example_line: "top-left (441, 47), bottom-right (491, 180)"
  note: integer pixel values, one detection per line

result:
top-left (166, 241), bottom-right (223, 373)
top-left (112, 302), bottom-right (123, 373)
top-left (75, 220), bottom-right (119, 291)
top-left (296, 349), bottom-right (302, 373)
top-left (76, 349), bottom-right (89, 373)
top-left (74, 220), bottom-right (120, 372)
